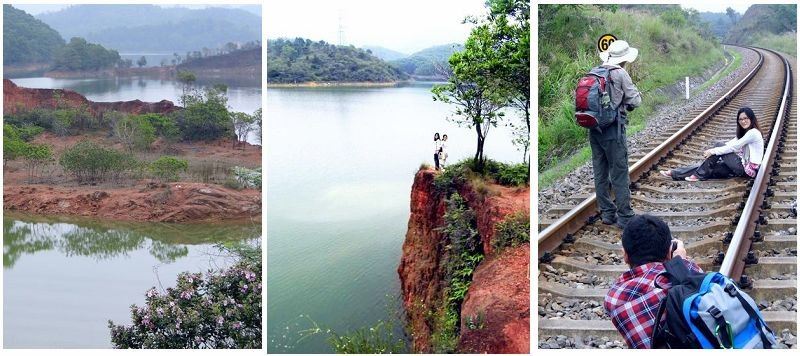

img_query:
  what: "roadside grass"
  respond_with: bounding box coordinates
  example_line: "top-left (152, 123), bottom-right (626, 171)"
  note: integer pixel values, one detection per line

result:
top-left (752, 32), bottom-right (797, 57)
top-left (692, 47), bottom-right (741, 95)
top-left (538, 5), bottom-right (728, 188)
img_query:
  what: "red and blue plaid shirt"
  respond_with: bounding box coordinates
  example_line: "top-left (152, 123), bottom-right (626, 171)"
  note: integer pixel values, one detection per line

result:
top-left (604, 259), bottom-right (703, 348)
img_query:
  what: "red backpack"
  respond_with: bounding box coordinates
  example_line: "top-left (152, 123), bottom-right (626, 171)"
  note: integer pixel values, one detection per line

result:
top-left (575, 66), bottom-right (619, 129)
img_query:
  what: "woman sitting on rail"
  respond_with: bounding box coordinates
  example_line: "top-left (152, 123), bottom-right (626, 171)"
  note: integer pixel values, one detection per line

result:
top-left (660, 107), bottom-right (763, 182)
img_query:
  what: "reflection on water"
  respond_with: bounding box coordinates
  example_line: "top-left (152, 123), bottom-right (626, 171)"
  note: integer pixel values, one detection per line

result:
top-left (3, 212), bottom-right (260, 348)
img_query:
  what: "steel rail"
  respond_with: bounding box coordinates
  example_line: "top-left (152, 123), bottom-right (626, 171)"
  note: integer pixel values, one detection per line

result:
top-left (538, 46), bottom-right (765, 258)
top-left (720, 48), bottom-right (793, 279)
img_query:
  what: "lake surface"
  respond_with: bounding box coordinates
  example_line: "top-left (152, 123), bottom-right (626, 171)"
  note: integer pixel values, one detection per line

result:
top-left (10, 76), bottom-right (262, 144)
top-left (2, 212), bottom-right (260, 348)
top-left (266, 84), bottom-right (524, 352)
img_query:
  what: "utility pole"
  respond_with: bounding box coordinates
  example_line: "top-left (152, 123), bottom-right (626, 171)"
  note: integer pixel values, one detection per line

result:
top-left (338, 11), bottom-right (345, 46)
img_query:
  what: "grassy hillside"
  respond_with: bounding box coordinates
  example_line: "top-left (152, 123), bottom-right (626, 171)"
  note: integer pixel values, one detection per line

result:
top-left (390, 44), bottom-right (464, 78)
top-left (267, 38), bottom-right (408, 83)
top-left (538, 5), bottom-right (724, 185)
top-left (3, 5), bottom-right (65, 65)
top-left (726, 4), bottom-right (796, 57)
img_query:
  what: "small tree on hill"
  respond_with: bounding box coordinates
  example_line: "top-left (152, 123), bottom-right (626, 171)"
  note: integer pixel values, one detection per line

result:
top-left (432, 26), bottom-right (507, 171)
top-left (137, 56), bottom-right (147, 68)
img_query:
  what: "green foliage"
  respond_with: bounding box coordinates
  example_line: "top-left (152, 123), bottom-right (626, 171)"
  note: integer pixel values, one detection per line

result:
top-left (232, 166), bottom-right (261, 190)
top-left (109, 250), bottom-right (261, 348)
top-left (149, 156), bottom-right (188, 182)
top-left (726, 4), bottom-right (796, 44)
top-left (752, 31), bottom-right (797, 57)
top-left (325, 320), bottom-right (406, 353)
top-left (3, 124), bottom-right (27, 163)
top-left (115, 114), bottom-right (156, 152)
top-left (492, 211), bottom-right (530, 251)
top-left (538, 5), bottom-right (724, 173)
top-left (175, 86), bottom-right (232, 141)
top-left (430, 193), bottom-right (484, 353)
top-left (53, 37), bottom-right (120, 71)
top-left (497, 162), bottom-right (530, 186)
top-left (3, 5), bottom-right (65, 65)
top-left (136, 56), bottom-right (147, 67)
top-left (59, 141), bottom-right (134, 183)
top-left (267, 38), bottom-right (409, 83)
top-left (139, 113), bottom-right (180, 142)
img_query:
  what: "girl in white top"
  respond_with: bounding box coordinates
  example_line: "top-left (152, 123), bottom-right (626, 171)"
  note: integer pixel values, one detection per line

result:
top-left (440, 134), bottom-right (449, 168)
top-left (661, 107), bottom-right (763, 181)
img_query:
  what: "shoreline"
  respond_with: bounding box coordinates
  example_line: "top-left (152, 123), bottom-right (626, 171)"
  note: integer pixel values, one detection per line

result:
top-left (267, 81), bottom-right (407, 88)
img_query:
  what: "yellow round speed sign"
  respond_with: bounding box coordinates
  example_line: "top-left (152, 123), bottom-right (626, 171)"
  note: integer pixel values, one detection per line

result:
top-left (597, 34), bottom-right (617, 53)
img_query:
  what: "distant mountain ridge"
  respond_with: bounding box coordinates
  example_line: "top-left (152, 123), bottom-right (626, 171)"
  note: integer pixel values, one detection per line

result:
top-left (36, 4), bottom-right (261, 52)
top-left (363, 46), bottom-right (408, 61)
top-left (390, 43), bottom-right (464, 79)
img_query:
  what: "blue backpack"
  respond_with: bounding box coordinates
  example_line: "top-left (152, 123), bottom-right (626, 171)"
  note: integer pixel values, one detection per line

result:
top-left (651, 257), bottom-right (777, 349)
top-left (574, 66), bottom-right (619, 129)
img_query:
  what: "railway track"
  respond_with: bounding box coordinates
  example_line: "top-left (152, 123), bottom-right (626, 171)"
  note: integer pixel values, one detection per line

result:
top-left (537, 46), bottom-right (797, 349)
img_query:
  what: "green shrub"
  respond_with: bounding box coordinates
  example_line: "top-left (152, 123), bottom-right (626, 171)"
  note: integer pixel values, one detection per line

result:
top-left (59, 141), bottom-right (133, 183)
top-left (431, 193), bottom-right (484, 353)
top-left (14, 124), bottom-right (44, 142)
top-left (497, 163), bottom-right (529, 186)
top-left (115, 115), bottom-right (156, 152)
top-left (175, 86), bottom-right (232, 141)
top-left (139, 113), bottom-right (180, 142)
top-left (223, 177), bottom-right (244, 190)
top-left (232, 166), bottom-right (261, 190)
top-left (21, 144), bottom-right (53, 182)
top-left (492, 211), bottom-right (530, 252)
top-left (149, 156), bottom-right (188, 182)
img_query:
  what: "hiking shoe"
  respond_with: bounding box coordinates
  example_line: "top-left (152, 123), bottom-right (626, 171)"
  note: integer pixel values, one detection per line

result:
top-left (685, 175), bottom-right (700, 182)
top-left (601, 215), bottom-right (617, 225)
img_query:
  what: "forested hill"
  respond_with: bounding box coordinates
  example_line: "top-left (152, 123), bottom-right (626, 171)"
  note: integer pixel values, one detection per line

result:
top-left (36, 5), bottom-right (261, 52)
top-left (3, 5), bottom-right (65, 65)
top-left (390, 43), bottom-right (464, 79)
top-left (725, 5), bottom-right (796, 56)
top-left (267, 38), bottom-right (409, 84)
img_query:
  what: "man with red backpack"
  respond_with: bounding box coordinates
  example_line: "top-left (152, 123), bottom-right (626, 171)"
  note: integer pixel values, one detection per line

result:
top-left (576, 39), bottom-right (642, 229)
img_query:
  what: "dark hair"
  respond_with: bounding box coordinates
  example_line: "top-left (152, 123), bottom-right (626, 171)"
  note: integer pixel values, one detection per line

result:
top-left (736, 107), bottom-right (759, 139)
top-left (621, 215), bottom-right (672, 267)
top-left (442, 134), bottom-right (448, 139)
top-left (434, 133), bottom-right (440, 141)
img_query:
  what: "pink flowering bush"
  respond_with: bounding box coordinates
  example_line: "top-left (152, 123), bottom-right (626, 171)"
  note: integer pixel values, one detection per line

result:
top-left (108, 256), bottom-right (261, 348)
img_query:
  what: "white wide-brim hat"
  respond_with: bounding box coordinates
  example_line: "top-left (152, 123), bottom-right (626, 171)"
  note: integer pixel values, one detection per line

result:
top-left (600, 40), bottom-right (638, 65)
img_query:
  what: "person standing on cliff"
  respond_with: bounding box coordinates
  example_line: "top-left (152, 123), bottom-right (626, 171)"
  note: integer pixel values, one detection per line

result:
top-left (433, 132), bottom-right (442, 170)
top-left (590, 40), bottom-right (642, 229)
top-left (440, 134), bottom-right (449, 168)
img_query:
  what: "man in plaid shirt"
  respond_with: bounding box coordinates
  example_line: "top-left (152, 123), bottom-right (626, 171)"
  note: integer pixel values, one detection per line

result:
top-left (604, 214), bottom-right (703, 348)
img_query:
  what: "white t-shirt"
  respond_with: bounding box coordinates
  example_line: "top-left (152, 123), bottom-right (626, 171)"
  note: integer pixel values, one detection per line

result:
top-left (434, 140), bottom-right (441, 154)
top-left (709, 128), bottom-right (764, 165)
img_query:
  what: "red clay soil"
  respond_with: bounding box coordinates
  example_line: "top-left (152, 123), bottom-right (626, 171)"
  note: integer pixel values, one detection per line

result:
top-left (397, 168), bottom-right (530, 353)
top-left (3, 79), bottom-right (179, 116)
top-left (458, 244), bottom-right (530, 353)
top-left (4, 183), bottom-right (260, 223)
top-left (3, 133), bottom-right (261, 223)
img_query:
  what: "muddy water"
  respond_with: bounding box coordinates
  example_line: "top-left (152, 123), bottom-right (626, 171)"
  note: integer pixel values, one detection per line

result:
top-left (2, 212), bottom-right (260, 348)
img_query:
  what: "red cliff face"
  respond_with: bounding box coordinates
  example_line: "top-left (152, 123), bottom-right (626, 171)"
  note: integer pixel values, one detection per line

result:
top-left (3, 79), bottom-right (179, 117)
top-left (398, 169), bottom-right (530, 353)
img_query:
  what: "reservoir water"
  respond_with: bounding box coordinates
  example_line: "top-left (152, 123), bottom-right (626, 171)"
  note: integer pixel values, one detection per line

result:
top-left (3, 212), bottom-right (261, 348)
top-left (266, 83), bottom-right (525, 352)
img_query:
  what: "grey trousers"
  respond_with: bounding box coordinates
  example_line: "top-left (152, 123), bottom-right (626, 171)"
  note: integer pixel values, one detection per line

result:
top-left (589, 133), bottom-right (634, 223)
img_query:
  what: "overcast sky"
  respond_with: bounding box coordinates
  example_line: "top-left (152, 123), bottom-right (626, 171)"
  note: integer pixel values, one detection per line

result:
top-left (12, 3), bottom-right (260, 16)
top-left (265, 0), bottom-right (485, 54)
